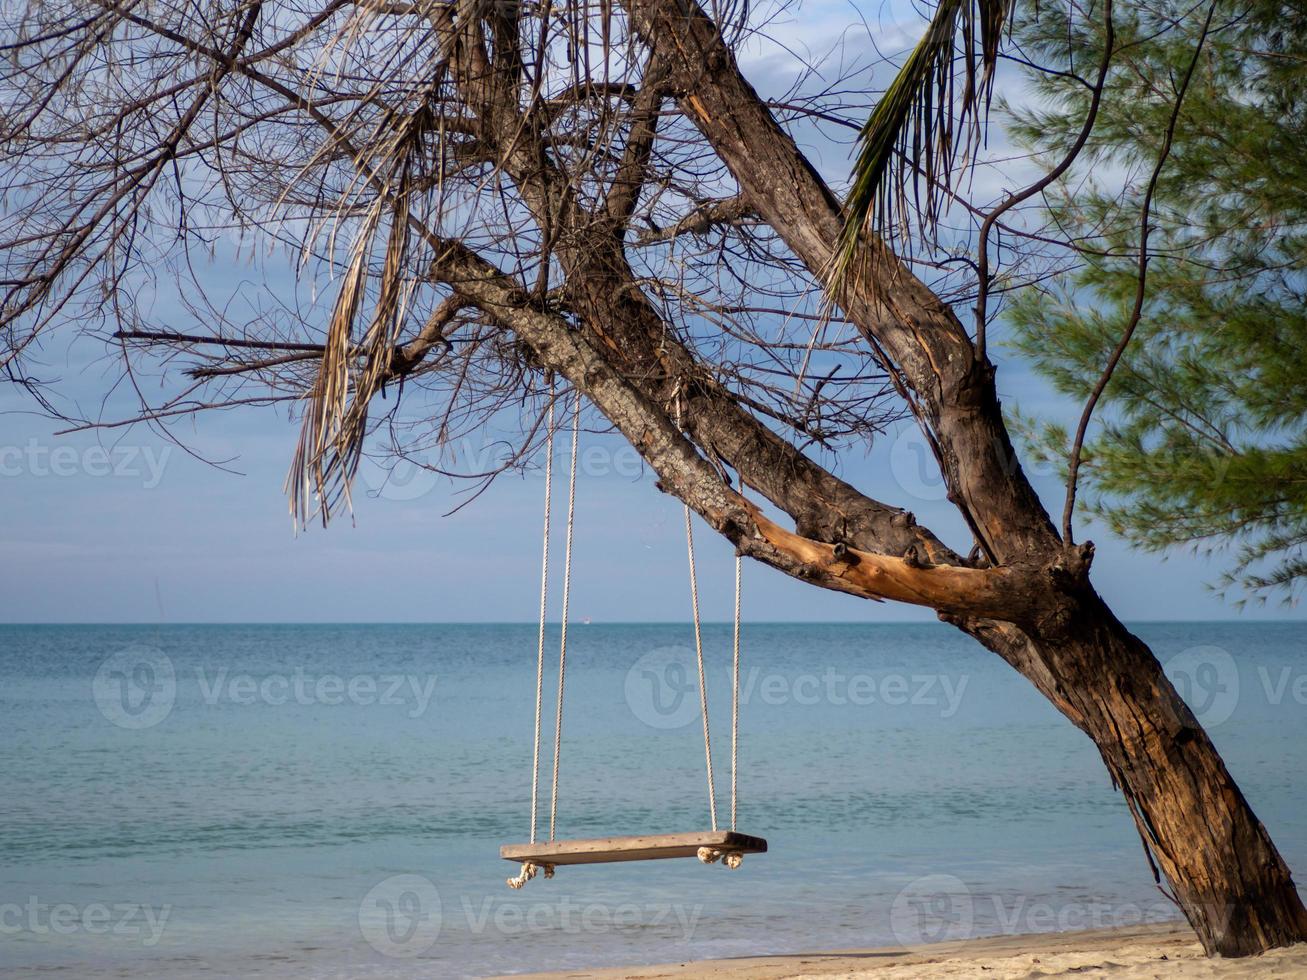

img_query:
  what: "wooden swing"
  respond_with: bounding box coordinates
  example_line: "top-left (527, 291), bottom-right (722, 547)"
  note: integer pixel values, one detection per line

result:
top-left (500, 388), bottom-right (767, 888)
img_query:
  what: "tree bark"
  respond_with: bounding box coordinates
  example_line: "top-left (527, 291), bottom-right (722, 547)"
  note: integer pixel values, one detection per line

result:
top-left (1024, 594), bottom-right (1307, 955)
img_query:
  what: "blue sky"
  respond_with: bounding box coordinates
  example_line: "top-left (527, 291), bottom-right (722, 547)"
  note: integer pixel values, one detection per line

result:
top-left (4, 338), bottom-right (1294, 623)
top-left (1, 0), bottom-right (1300, 624)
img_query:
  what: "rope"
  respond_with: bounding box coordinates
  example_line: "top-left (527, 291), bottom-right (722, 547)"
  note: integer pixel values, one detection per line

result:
top-left (529, 388), bottom-right (555, 844)
top-left (697, 846), bottom-right (744, 869)
top-left (548, 389), bottom-right (581, 842)
top-left (520, 385), bottom-right (749, 880)
top-left (507, 861), bottom-right (555, 890)
top-left (731, 554), bottom-right (741, 831)
top-left (683, 501), bottom-right (718, 831)
top-left (674, 390), bottom-right (720, 831)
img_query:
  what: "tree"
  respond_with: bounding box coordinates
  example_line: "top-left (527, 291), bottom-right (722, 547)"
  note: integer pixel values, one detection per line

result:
top-left (1005, 0), bottom-right (1307, 603)
top-left (2, 0), bottom-right (1304, 956)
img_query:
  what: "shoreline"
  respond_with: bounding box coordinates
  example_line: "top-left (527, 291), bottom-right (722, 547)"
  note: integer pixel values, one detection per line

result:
top-left (497, 924), bottom-right (1307, 979)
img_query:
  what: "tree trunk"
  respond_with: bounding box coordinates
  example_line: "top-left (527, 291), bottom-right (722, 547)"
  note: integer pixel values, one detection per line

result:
top-left (1014, 596), bottom-right (1307, 955)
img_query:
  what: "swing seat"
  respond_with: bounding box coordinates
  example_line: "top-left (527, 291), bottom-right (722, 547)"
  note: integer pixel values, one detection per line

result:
top-left (501, 830), bottom-right (767, 866)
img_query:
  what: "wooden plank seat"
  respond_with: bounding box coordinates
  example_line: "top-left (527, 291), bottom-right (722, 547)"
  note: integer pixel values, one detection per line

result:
top-left (501, 830), bottom-right (767, 866)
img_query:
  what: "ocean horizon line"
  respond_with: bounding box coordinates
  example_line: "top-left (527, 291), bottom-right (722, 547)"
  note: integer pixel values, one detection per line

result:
top-left (1, 618), bottom-right (1301, 627)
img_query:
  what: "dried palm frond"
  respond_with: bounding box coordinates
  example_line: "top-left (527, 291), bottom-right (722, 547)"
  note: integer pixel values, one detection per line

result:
top-left (285, 97), bottom-right (435, 528)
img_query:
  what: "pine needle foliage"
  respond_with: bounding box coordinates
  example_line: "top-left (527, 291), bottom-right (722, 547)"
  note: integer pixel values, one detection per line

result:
top-left (1006, 0), bottom-right (1307, 603)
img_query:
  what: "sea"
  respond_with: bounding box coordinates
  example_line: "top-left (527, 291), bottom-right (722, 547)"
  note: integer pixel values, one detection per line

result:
top-left (1, 622), bottom-right (1304, 978)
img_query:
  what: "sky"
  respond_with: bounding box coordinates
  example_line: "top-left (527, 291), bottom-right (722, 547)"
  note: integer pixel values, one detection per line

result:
top-left (1, 0), bottom-right (1300, 625)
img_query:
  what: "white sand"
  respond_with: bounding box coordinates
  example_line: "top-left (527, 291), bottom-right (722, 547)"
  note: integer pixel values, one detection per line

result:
top-left (501, 924), bottom-right (1307, 979)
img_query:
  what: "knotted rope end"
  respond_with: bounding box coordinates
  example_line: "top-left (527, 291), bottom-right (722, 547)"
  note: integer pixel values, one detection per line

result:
top-left (506, 861), bottom-right (556, 889)
top-left (697, 847), bottom-right (744, 868)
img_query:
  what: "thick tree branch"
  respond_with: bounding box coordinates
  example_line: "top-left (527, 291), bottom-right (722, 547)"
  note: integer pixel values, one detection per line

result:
top-left (625, 0), bottom-right (1064, 563)
top-left (428, 9), bottom-right (969, 567)
top-left (430, 237), bottom-right (1046, 620)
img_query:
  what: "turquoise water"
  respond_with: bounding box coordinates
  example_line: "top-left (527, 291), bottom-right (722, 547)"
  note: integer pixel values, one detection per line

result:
top-left (1, 622), bottom-right (1304, 978)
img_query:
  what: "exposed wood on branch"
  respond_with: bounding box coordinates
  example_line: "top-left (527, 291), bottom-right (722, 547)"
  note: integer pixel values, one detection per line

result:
top-left (429, 237), bottom-right (1041, 620)
top-left (748, 507), bottom-right (1041, 616)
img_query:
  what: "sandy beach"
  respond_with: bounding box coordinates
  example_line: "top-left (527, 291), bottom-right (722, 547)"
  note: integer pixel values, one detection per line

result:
top-left (501, 925), bottom-right (1307, 979)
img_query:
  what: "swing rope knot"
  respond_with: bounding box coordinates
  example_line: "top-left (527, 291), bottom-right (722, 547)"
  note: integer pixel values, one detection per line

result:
top-left (696, 847), bottom-right (744, 868)
top-left (507, 861), bottom-right (556, 889)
